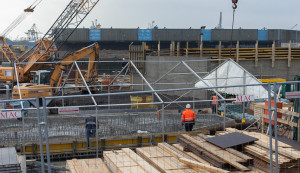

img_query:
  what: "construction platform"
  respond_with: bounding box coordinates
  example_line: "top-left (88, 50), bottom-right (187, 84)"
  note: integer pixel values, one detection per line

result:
top-left (0, 112), bottom-right (235, 159)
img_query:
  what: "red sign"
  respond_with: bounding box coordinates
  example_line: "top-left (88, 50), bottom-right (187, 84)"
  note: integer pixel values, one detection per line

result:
top-left (0, 111), bottom-right (22, 119)
top-left (58, 107), bottom-right (79, 115)
top-left (286, 92), bottom-right (300, 99)
top-left (236, 95), bottom-right (254, 102)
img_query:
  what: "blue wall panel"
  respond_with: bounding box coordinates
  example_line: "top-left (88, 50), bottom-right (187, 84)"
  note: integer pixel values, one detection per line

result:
top-left (258, 30), bottom-right (268, 41)
top-left (202, 30), bottom-right (211, 41)
top-left (138, 29), bottom-right (152, 41)
top-left (90, 29), bottom-right (101, 41)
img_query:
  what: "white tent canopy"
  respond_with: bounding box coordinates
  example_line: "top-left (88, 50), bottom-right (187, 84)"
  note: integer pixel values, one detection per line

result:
top-left (195, 59), bottom-right (269, 99)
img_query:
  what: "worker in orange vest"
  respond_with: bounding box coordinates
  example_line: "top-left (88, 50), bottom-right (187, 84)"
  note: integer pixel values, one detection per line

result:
top-left (181, 104), bottom-right (196, 131)
top-left (211, 96), bottom-right (218, 113)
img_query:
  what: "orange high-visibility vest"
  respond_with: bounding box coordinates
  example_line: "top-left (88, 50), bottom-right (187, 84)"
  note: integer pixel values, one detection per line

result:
top-left (181, 109), bottom-right (195, 122)
top-left (212, 96), bottom-right (218, 105)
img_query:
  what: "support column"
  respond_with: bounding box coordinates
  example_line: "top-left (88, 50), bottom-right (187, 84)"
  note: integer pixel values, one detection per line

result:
top-left (218, 41), bottom-right (222, 64)
top-left (200, 35), bottom-right (203, 57)
top-left (158, 41), bottom-right (160, 56)
top-left (272, 41), bottom-right (275, 68)
top-left (177, 42), bottom-right (180, 56)
top-left (288, 40), bottom-right (292, 67)
top-left (255, 40), bottom-right (259, 67)
top-left (185, 41), bottom-right (189, 57)
top-left (236, 41), bottom-right (240, 62)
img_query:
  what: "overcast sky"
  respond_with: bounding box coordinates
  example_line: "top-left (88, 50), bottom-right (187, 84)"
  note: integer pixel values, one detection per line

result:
top-left (1, 0), bottom-right (299, 40)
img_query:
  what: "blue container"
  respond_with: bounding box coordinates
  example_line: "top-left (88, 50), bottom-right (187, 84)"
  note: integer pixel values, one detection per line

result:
top-left (90, 29), bottom-right (101, 41)
top-left (202, 30), bottom-right (211, 41)
top-left (138, 29), bottom-right (152, 41)
top-left (258, 30), bottom-right (268, 41)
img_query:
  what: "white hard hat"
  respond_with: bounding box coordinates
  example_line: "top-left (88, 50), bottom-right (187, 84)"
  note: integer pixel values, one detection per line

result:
top-left (186, 104), bottom-right (191, 108)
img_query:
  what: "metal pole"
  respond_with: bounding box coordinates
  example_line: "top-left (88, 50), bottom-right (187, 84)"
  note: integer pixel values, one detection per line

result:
top-left (96, 114), bottom-right (98, 158)
top-left (267, 83), bottom-right (273, 173)
top-left (22, 109), bottom-right (25, 154)
top-left (162, 103), bottom-right (165, 140)
top-left (182, 61), bottom-right (225, 100)
top-left (74, 62), bottom-right (97, 105)
top-left (274, 83), bottom-right (279, 172)
top-left (223, 101), bottom-right (226, 131)
top-left (193, 90), bottom-right (195, 110)
top-left (42, 97), bottom-right (51, 173)
top-left (130, 61), bottom-right (163, 103)
top-left (36, 97), bottom-right (45, 173)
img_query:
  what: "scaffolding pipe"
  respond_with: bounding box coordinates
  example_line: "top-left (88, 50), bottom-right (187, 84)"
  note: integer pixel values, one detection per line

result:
top-left (129, 61), bottom-right (163, 103)
top-left (36, 97), bottom-right (45, 173)
top-left (182, 61), bottom-right (225, 100)
top-left (42, 97), bottom-right (51, 173)
top-left (74, 61), bottom-right (97, 105)
top-left (267, 83), bottom-right (273, 173)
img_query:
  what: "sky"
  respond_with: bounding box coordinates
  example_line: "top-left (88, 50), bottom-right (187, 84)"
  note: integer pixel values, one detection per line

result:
top-left (0, 0), bottom-right (299, 40)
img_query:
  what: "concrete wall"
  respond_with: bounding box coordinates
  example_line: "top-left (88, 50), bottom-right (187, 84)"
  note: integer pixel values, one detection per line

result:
top-left (132, 56), bottom-right (209, 101)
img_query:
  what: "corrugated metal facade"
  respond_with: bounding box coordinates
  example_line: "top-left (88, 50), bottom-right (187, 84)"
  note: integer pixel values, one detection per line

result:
top-left (60, 28), bottom-right (90, 42)
top-left (59, 28), bottom-right (300, 43)
top-left (212, 29), bottom-right (258, 41)
top-left (152, 29), bottom-right (202, 41)
top-left (101, 29), bottom-right (138, 41)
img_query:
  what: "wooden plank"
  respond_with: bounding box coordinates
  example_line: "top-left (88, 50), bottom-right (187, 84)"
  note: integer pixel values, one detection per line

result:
top-left (181, 134), bottom-right (250, 171)
top-left (66, 160), bottom-right (76, 173)
top-left (158, 143), bottom-right (211, 172)
top-left (71, 159), bottom-right (84, 173)
top-left (178, 137), bottom-right (228, 168)
top-left (255, 140), bottom-right (300, 160)
top-left (95, 159), bottom-right (111, 173)
top-left (179, 158), bottom-right (230, 173)
top-left (244, 145), bottom-right (291, 165)
top-left (122, 148), bottom-right (160, 173)
top-left (172, 144), bottom-right (212, 165)
top-left (158, 143), bottom-right (194, 160)
top-left (137, 148), bottom-right (167, 173)
top-left (225, 148), bottom-right (253, 163)
top-left (189, 135), bottom-right (246, 163)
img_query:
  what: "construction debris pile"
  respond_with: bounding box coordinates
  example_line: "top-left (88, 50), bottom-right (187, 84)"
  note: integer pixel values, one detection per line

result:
top-left (66, 128), bottom-right (300, 173)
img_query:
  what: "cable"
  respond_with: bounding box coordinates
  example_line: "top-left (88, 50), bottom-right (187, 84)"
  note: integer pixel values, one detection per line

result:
top-left (229, 5), bottom-right (236, 59)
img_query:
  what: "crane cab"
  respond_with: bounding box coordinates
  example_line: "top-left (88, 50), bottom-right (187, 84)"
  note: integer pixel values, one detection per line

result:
top-left (30, 70), bottom-right (51, 85)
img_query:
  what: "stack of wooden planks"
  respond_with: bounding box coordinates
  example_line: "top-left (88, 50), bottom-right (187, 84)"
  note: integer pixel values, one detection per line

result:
top-left (66, 158), bottom-right (111, 173)
top-left (65, 128), bottom-right (300, 172)
top-left (226, 128), bottom-right (300, 172)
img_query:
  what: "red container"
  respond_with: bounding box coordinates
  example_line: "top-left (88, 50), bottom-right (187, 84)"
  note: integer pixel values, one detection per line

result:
top-left (264, 100), bottom-right (282, 125)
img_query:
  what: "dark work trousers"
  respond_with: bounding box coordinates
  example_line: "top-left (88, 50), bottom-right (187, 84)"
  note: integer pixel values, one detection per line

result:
top-left (86, 124), bottom-right (96, 147)
top-left (184, 121), bottom-right (194, 132)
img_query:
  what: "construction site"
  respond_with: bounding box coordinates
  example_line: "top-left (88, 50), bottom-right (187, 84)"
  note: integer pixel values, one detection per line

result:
top-left (1, 0), bottom-right (300, 173)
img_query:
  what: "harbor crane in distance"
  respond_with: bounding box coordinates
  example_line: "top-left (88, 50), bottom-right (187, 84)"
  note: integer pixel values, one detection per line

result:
top-left (0, 0), bottom-right (42, 63)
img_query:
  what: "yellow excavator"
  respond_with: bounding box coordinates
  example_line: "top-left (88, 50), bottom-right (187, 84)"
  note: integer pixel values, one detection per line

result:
top-left (12, 42), bottom-right (99, 99)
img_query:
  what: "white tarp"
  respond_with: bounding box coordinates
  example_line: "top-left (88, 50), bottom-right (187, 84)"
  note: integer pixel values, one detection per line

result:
top-left (195, 59), bottom-right (269, 99)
